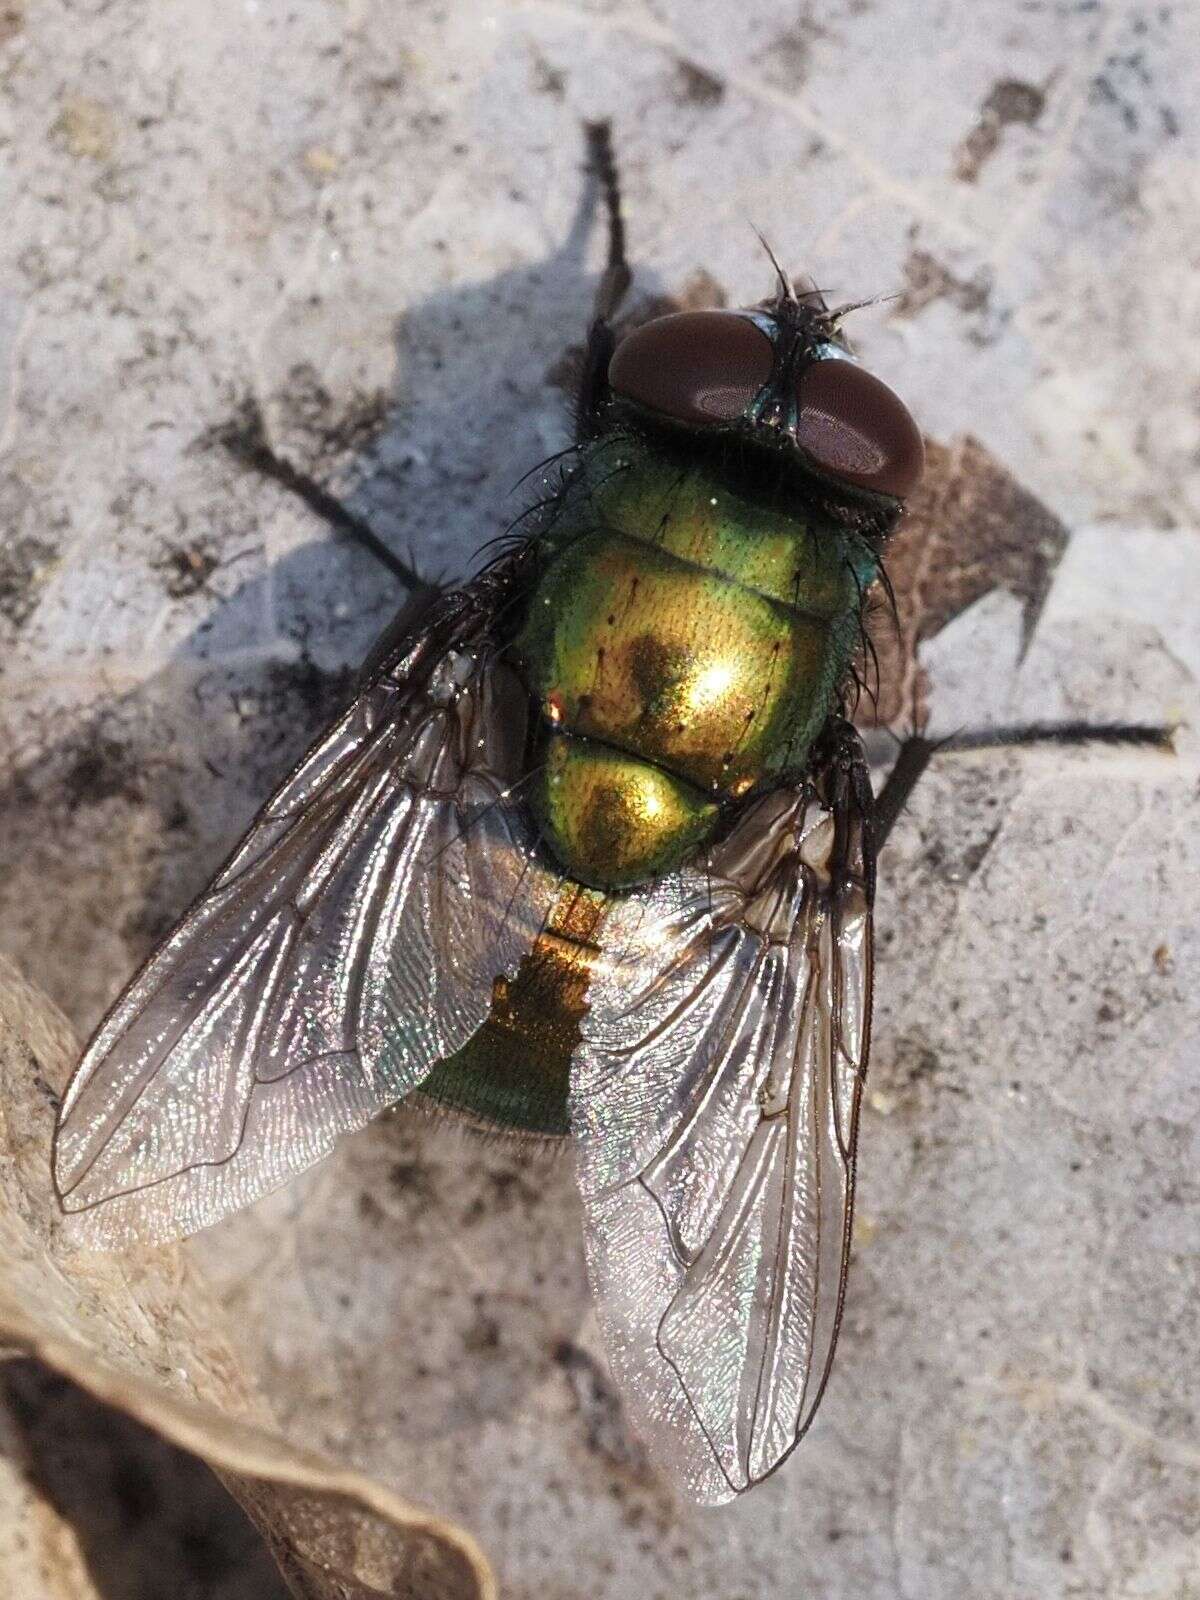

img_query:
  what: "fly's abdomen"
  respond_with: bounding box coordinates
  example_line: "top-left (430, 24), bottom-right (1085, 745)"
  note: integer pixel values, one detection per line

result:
top-left (532, 727), bottom-right (720, 890)
top-left (514, 442), bottom-right (867, 889)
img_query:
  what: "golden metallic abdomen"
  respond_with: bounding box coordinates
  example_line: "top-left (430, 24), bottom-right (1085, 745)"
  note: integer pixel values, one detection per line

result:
top-left (533, 729), bottom-right (718, 889)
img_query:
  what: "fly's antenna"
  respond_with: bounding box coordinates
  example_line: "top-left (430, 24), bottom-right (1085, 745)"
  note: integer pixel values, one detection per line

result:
top-left (585, 121), bottom-right (632, 322)
top-left (752, 226), bottom-right (795, 303)
top-left (827, 291), bottom-right (898, 333)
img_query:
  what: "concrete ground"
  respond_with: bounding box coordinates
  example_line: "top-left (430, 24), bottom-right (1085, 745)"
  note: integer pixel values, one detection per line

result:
top-left (1, 2), bottom-right (1197, 1597)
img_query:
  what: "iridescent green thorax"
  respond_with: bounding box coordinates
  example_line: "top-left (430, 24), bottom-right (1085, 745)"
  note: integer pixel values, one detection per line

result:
top-left (512, 432), bottom-right (878, 889)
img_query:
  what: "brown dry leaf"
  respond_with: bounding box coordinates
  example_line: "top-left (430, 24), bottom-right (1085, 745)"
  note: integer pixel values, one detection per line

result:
top-left (864, 433), bottom-right (1069, 728)
top-left (0, 957), bottom-right (495, 1600)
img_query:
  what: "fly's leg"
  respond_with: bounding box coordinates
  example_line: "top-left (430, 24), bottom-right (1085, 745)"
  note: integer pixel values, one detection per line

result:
top-left (810, 715), bottom-right (879, 906)
top-left (587, 120), bottom-right (632, 323)
top-left (213, 399), bottom-right (446, 686)
top-left (873, 721), bottom-right (1175, 851)
top-left (215, 398), bottom-right (435, 594)
top-left (576, 120), bottom-right (633, 442)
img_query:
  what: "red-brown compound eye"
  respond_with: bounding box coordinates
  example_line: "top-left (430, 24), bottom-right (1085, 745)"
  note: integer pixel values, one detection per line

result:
top-left (608, 311), bottom-right (774, 426)
top-left (795, 357), bottom-right (925, 499)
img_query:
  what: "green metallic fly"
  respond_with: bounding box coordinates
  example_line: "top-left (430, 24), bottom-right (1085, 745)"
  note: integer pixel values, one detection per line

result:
top-left (51, 127), bottom-right (1165, 1504)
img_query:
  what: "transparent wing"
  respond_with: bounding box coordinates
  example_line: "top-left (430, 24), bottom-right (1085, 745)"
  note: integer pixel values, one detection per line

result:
top-left (572, 732), bottom-right (873, 1503)
top-left (54, 595), bottom-right (559, 1248)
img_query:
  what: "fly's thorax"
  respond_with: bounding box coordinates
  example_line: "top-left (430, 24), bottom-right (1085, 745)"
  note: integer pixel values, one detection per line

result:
top-left (513, 436), bottom-right (875, 889)
top-left (586, 440), bottom-right (860, 614)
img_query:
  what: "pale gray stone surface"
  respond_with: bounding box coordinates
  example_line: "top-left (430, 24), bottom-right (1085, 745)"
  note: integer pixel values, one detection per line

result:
top-left (1, 2), bottom-right (1197, 1596)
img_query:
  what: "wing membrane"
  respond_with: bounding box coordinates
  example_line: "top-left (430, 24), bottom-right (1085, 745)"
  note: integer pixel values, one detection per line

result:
top-left (54, 595), bottom-right (559, 1247)
top-left (573, 735), bottom-right (873, 1502)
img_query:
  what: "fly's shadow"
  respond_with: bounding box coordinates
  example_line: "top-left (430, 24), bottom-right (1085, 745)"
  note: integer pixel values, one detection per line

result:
top-left (0, 129), bottom-right (689, 1450)
top-left (0, 128), bottom-right (683, 1033)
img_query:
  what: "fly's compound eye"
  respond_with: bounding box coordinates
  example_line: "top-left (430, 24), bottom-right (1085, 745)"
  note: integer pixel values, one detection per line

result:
top-left (608, 311), bottom-right (774, 426)
top-left (794, 357), bottom-right (924, 499)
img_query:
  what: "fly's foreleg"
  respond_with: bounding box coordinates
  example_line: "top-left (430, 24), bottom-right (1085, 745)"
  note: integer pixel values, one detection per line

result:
top-left (576, 121), bottom-right (632, 442)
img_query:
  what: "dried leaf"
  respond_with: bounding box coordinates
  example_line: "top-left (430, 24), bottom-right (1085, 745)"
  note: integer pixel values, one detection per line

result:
top-left (865, 434), bottom-right (1069, 727)
top-left (0, 958), bottom-right (495, 1600)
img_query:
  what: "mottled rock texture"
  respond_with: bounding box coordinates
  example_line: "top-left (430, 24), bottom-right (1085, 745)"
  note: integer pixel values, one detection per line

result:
top-left (1, 3), bottom-right (1196, 1596)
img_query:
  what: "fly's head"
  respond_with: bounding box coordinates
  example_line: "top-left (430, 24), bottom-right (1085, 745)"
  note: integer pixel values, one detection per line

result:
top-left (605, 278), bottom-right (925, 511)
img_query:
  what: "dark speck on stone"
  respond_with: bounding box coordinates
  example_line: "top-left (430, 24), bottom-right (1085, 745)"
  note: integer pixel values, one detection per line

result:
top-left (675, 59), bottom-right (725, 106)
top-left (955, 78), bottom-right (1046, 181)
top-left (0, 535), bottom-right (56, 627)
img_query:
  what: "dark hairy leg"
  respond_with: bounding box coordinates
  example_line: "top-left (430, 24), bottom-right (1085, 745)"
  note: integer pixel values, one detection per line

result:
top-left (576, 121), bottom-right (632, 441)
top-left (217, 398), bottom-right (431, 593)
top-left (212, 397), bottom-right (445, 686)
top-left (873, 721), bottom-right (1175, 852)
